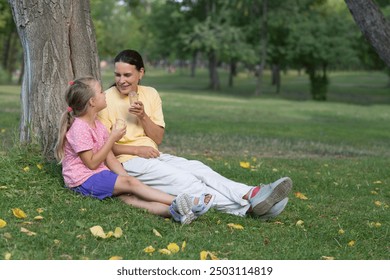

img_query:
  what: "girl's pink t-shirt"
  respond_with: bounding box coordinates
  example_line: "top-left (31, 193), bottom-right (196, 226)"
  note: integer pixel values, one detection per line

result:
top-left (62, 117), bottom-right (110, 187)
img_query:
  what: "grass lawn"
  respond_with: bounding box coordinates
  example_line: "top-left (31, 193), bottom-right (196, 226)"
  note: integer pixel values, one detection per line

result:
top-left (0, 69), bottom-right (389, 260)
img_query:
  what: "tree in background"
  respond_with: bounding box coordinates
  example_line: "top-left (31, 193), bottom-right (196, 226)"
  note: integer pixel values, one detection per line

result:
top-left (286, 0), bottom-right (357, 101)
top-left (0, 0), bottom-right (21, 84)
top-left (91, 0), bottom-right (149, 60)
top-left (8, 0), bottom-right (100, 159)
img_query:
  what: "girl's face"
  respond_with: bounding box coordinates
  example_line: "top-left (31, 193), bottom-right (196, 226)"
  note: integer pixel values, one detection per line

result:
top-left (114, 62), bottom-right (144, 95)
top-left (92, 81), bottom-right (106, 111)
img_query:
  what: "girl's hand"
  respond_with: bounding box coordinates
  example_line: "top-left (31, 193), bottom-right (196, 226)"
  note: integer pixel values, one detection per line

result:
top-left (129, 101), bottom-right (146, 119)
top-left (110, 125), bottom-right (126, 142)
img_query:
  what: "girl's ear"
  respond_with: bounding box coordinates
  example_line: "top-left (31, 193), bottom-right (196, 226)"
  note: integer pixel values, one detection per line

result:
top-left (89, 97), bottom-right (95, 107)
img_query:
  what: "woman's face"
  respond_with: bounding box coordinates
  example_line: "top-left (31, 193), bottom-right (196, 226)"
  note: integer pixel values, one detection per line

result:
top-left (114, 62), bottom-right (144, 95)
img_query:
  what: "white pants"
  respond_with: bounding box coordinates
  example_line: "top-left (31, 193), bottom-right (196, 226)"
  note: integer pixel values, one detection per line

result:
top-left (122, 153), bottom-right (252, 216)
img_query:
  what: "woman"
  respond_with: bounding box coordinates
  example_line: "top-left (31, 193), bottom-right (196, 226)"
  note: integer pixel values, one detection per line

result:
top-left (98, 49), bottom-right (292, 220)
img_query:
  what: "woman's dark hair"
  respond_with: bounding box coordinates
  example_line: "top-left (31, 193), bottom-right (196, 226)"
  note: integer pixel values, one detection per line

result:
top-left (114, 49), bottom-right (145, 73)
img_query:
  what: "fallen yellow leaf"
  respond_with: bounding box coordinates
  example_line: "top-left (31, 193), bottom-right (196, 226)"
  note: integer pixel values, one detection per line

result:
top-left (23, 166), bottom-right (30, 172)
top-left (348, 240), bottom-right (356, 247)
top-left (0, 218), bottom-right (7, 228)
top-left (369, 222), bottom-right (382, 228)
top-left (239, 161), bottom-right (250, 169)
top-left (12, 208), bottom-right (27, 219)
top-left (34, 215), bottom-right (44, 220)
top-left (36, 164), bottom-right (43, 170)
top-left (20, 227), bottom-right (36, 236)
top-left (200, 250), bottom-right (219, 260)
top-left (109, 256), bottom-right (123, 260)
top-left (209, 252), bottom-right (219, 260)
top-left (167, 243), bottom-right (180, 254)
top-left (200, 251), bottom-right (209, 260)
top-left (321, 256), bottom-right (335, 260)
top-left (90, 225), bottom-right (107, 238)
top-left (374, 201), bottom-right (382, 207)
top-left (338, 229), bottom-right (345, 235)
top-left (296, 220), bottom-right (304, 227)
top-left (4, 252), bottom-right (11, 260)
top-left (143, 246), bottom-right (155, 253)
top-left (36, 208), bottom-right (44, 214)
top-left (153, 228), bottom-right (162, 237)
top-left (373, 180), bottom-right (382, 184)
top-left (227, 223), bottom-right (244, 230)
top-left (158, 249), bottom-right (172, 255)
top-left (181, 241), bottom-right (186, 251)
top-left (294, 192), bottom-right (308, 200)
top-left (113, 227), bottom-right (123, 238)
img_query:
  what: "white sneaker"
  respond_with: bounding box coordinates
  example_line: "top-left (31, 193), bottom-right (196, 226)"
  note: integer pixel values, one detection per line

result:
top-left (249, 177), bottom-right (292, 216)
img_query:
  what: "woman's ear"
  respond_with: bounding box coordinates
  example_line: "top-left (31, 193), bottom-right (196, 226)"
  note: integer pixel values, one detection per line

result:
top-left (139, 67), bottom-right (145, 81)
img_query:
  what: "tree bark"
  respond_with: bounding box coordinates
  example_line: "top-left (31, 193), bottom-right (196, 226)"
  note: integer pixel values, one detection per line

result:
top-left (8, 0), bottom-right (100, 159)
top-left (345, 0), bottom-right (390, 68)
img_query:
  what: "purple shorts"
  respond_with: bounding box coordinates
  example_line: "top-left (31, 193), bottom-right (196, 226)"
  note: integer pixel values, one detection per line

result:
top-left (70, 170), bottom-right (118, 200)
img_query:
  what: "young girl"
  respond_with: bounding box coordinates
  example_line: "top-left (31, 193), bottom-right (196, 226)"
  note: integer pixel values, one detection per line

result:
top-left (54, 77), bottom-right (214, 224)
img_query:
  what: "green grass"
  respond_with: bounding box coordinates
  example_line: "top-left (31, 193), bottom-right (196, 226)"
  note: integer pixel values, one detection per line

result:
top-left (0, 70), bottom-right (389, 260)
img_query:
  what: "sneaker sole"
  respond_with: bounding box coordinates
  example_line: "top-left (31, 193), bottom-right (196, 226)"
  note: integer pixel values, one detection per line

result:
top-left (258, 197), bottom-right (289, 221)
top-left (252, 177), bottom-right (292, 216)
top-left (177, 194), bottom-right (197, 224)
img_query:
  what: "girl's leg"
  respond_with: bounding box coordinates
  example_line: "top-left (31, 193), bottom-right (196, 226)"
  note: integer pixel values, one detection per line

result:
top-left (114, 176), bottom-right (214, 219)
top-left (113, 175), bottom-right (175, 205)
top-left (117, 194), bottom-right (171, 217)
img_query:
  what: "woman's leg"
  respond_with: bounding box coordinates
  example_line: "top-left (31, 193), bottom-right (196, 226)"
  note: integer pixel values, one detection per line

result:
top-left (123, 156), bottom-right (250, 216)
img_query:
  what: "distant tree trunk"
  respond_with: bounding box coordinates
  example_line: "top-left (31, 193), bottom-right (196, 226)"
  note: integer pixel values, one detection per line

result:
top-left (228, 60), bottom-right (237, 87)
top-left (271, 64), bottom-right (281, 94)
top-left (307, 64), bottom-right (328, 101)
top-left (190, 51), bottom-right (197, 77)
top-left (208, 50), bottom-right (220, 90)
top-left (8, 0), bottom-right (100, 159)
top-left (255, 0), bottom-right (268, 96)
top-left (345, 0), bottom-right (390, 68)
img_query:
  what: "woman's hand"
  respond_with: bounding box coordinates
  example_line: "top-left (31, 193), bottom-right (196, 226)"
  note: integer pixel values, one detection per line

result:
top-left (135, 146), bottom-right (160, 158)
top-left (129, 101), bottom-right (145, 120)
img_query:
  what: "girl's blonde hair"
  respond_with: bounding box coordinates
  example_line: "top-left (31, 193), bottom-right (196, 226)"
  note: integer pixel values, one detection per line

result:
top-left (54, 76), bottom-right (98, 161)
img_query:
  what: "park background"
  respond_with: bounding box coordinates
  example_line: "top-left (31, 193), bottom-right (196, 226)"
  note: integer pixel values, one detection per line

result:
top-left (0, 0), bottom-right (389, 260)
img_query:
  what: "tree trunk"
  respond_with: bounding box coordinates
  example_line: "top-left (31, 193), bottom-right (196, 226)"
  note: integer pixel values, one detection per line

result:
top-left (8, 0), bottom-right (100, 159)
top-left (255, 0), bottom-right (268, 96)
top-left (345, 0), bottom-right (390, 68)
top-left (272, 64), bottom-right (281, 94)
top-left (208, 50), bottom-right (220, 90)
top-left (190, 50), bottom-right (197, 77)
top-left (228, 60), bottom-right (236, 88)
